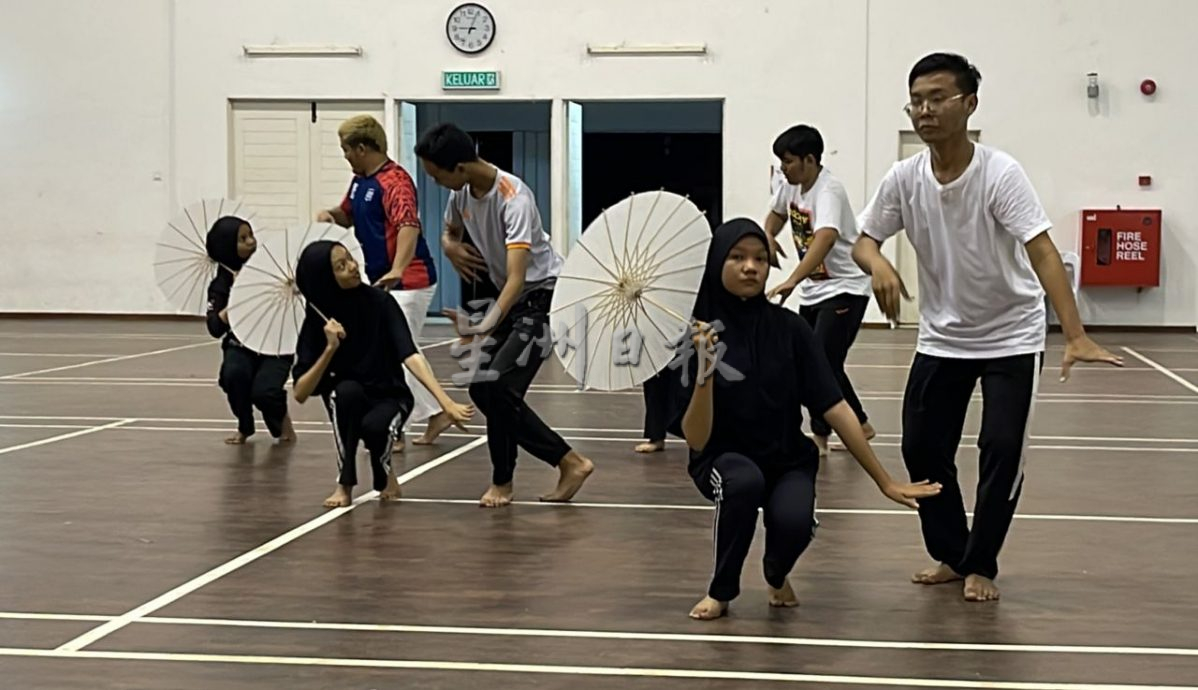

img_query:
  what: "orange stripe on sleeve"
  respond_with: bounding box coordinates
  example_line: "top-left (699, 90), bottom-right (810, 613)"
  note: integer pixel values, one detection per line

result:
top-left (497, 177), bottom-right (518, 201)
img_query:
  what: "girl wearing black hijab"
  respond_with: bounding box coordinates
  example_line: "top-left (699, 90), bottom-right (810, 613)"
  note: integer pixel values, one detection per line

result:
top-left (205, 216), bottom-right (296, 445)
top-left (675, 218), bottom-right (941, 620)
top-left (291, 240), bottom-right (475, 508)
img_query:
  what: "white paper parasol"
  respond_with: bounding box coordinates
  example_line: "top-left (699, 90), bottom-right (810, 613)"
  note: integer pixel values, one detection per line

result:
top-left (549, 190), bottom-right (711, 392)
top-left (154, 198), bottom-right (258, 315)
top-left (226, 222), bottom-right (367, 356)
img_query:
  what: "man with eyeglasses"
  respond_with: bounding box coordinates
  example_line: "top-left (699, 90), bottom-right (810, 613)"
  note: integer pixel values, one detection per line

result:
top-left (852, 52), bottom-right (1123, 603)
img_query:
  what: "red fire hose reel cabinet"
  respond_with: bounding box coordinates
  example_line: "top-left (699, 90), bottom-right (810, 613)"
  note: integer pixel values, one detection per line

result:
top-left (1078, 208), bottom-right (1161, 287)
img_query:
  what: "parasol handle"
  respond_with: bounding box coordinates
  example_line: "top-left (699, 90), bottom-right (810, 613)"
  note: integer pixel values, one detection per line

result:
top-left (307, 300), bottom-right (330, 324)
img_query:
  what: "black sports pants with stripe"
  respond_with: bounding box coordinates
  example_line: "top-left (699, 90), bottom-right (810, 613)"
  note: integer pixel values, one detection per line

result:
top-left (324, 381), bottom-right (412, 491)
top-left (901, 352), bottom-right (1043, 580)
top-left (692, 453), bottom-right (818, 602)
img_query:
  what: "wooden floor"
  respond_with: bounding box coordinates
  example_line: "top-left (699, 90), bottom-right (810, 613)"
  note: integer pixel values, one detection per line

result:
top-left (1, 318), bottom-right (1197, 689)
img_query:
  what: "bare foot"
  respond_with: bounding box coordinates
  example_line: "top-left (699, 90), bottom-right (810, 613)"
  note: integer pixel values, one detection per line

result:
top-left (688, 596), bottom-right (728, 620)
top-left (413, 412), bottom-right (457, 446)
top-left (277, 416), bottom-right (297, 444)
top-left (323, 485), bottom-right (351, 508)
top-left (225, 432), bottom-right (248, 445)
top-left (480, 483), bottom-right (514, 508)
top-left (634, 440), bottom-right (664, 453)
top-left (912, 562), bottom-right (964, 585)
top-left (394, 433), bottom-right (405, 454)
top-left (540, 451), bottom-right (594, 502)
top-left (768, 579), bottom-right (799, 607)
top-left (379, 471), bottom-right (402, 502)
top-left (964, 574), bottom-right (1000, 602)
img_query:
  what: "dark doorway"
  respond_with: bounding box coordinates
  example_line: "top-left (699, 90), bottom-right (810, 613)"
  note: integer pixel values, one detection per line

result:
top-left (470, 131), bottom-right (514, 171)
top-left (410, 101), bottom-right (551, 313)
top-left (582, 132), bottom-right (722, 230)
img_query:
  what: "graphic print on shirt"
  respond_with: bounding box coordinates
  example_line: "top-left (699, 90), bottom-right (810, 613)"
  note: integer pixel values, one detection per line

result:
top-left (787, 202), bottom-right (828, 280)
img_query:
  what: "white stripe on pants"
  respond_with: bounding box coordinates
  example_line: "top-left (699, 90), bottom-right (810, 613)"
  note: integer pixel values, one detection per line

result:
top-left (390, 285), bottom-right (439, 427)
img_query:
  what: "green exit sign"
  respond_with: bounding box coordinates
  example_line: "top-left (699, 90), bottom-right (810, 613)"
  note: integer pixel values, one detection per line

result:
top-left (442, 70), bottom-right (501, 90)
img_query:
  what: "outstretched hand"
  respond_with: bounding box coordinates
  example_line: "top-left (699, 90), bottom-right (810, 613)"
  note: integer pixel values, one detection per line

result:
top-left (881, 479), bottom-right (942, 510)
top-left (444, 401), bottom-right (475, 429)
top-left (1060, 336), bottom-right (1124, 382)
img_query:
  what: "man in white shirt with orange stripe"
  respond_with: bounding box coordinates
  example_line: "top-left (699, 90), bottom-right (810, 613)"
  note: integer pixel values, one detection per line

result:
top-left (416, 122), bottom-right (594, 508)
top-left (853, 53), bottom-right (1122, 603)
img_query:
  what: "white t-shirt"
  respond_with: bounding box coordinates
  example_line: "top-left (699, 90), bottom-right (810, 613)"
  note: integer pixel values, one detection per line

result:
top-left (858, 144), bottom-right (1051, 359)
top-left (770, 168), bottom-right (871, 306)
top-left (444, 167), bottom-right (563, 293)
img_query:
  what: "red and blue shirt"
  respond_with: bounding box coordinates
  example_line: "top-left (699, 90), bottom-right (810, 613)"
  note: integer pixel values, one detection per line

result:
top-left (340, 160), bottom-right (436, 289)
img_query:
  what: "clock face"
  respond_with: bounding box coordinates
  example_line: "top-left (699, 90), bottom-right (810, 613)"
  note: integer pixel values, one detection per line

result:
top-left (446, 3), bottom-right (495, 54)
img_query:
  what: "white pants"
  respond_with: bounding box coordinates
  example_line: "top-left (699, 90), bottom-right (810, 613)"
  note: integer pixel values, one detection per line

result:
top-left (390, 285), bottom-right (439, 428)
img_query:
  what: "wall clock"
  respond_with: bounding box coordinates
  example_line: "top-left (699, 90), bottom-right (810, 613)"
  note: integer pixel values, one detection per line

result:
top-left (446, 3), bottom-right (496, 54)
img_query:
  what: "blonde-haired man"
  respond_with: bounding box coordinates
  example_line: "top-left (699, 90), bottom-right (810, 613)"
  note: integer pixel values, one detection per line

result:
top-left (317, 114), bottom-right (455, 447)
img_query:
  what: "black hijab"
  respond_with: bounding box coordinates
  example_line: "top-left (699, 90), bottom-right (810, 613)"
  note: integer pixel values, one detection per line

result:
top-left (205, 216), bottom-right (249, 272)
top-left (295, 240), bottom-right (370, 323)
top-left (672, 218), bottom-right (843, 476)
top-left (293, 240), bottom-right (418, 399)
top-left (690, 217), bottom-right (773, 349)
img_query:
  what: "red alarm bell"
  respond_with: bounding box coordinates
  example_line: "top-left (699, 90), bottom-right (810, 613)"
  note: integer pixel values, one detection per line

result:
top-left (1141, 79), bottom-right (1157, 96)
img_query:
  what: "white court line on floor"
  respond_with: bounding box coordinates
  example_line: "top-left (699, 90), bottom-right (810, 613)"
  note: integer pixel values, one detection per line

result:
top-left (851, 341), bottom-right (1198, 355)
top-left (51, 424), bottom-right (1198, 455)
top-left (3, 611), bottom-right (1196, 657)
top-left (843, 363), bottom-right (1196, 372)
top-left (396, 497), bottom-right (1198, 525)
top-left (1123, 347), bottom-right (1198, 395)
top-left (0, 352), bottom-right (125, 358)
top-left (4, 375), bottom-right (1198, 405)
top-left (6, 415), bottom-right (1198, 448)
top-left (1, 647), bottom-right (1193, 689)
top-left (0, 341), bottom-right (213, 380)
top-left (421, 337), bottom-right (458, 350)
top-left (0, 419), bottom-right (136, 457)
top-left (423, 431), bottom-right (1198, 454)
top-left (53, 435), bottom-right (487, 653)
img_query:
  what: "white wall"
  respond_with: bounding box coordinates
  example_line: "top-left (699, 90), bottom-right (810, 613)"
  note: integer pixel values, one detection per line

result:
top-left (867, 0), bottom-right (1198, 328)
top-left (171, 0), bottom-right (866, 258)
top-left (3, 0), bottom-right (1195, 326)
top-left (0, 0), bottom-right (172, 313)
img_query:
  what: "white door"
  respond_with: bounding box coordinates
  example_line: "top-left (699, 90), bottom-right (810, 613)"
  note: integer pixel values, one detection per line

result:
top-left (893, 130), bottom-right (979, 324)
top-left (230, 101), bottom-right (384, 231)
top-left (229, 102), bottom-right (311, 232)
top-left (308, 102), bottom-right (386, 214)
